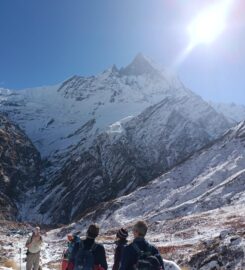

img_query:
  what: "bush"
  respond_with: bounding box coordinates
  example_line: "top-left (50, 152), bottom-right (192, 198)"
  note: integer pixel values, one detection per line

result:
top-left (3, 259), bottom-right (18, 270)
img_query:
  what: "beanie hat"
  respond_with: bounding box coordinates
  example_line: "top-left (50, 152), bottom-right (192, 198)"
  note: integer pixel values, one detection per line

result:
top-left (87, 224), bottom-right (100, 239)
top-left (116, 228), bottom-right (128, 239)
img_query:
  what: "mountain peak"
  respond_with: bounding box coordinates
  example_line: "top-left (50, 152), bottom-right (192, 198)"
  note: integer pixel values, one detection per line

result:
top-left (111, 64), bottom-right (119, 73)
top-left (133, 52), bottom-right (149, 62)
top-left (103, 64), bottom-right (119, 75)
top-left (120, 53), bottom-right (159, 76)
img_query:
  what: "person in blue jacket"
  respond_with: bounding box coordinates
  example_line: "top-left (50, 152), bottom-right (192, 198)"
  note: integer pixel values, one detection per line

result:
top-left (119, 221), bottom-right (164, 270)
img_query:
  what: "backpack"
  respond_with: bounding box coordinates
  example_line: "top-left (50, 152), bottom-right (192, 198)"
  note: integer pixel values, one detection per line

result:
top-left (132, 243), bottom-right (162, 270)
top-left (75, 240), bottom-right (98, 270)
top-left (63, 242), bottom-right (74, 260)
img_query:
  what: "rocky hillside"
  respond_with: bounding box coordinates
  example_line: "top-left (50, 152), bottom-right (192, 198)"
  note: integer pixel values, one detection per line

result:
top-left (0, 114), bottom-right (41, 220)
top-left (34, 93), bottom-right (230, 225)
top-left (44, 121), bottom-right (245, 269)
top-left (65, 121), bottom-right (245, 230)
top-left (189, 228), bottom-right (245, 269)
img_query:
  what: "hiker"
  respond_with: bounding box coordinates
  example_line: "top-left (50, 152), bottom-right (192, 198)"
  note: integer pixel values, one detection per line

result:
top-left (119, 221), bottom-right (164, 270)
top-left (74, 223), bottom-right (108, 270)
top-left (25, 227), bottom-right (43, 270)
top-left (62, 233), bottom-right (81, 270)
top-left (112, 228), bottom-right (128, 270)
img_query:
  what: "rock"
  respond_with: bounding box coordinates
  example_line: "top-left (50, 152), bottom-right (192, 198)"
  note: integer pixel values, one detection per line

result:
top-left (0, 114), bottom-right (41, 220)
top-left (230, 236), bottom-right (242, 246)
top-left (199, 260), bottom-right (220, 270)
top-left (219, 229), bottom-right (232, 240)
top-left (189, 229), bottom-right (245, 270)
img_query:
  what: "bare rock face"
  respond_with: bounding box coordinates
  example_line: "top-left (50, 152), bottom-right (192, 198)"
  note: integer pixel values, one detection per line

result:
top-left (0, 193), bottom-right (17, 220)
top-left (0, 114), bottom-right (41, 220)
top-left (189, 229), bottom-right (245, 269)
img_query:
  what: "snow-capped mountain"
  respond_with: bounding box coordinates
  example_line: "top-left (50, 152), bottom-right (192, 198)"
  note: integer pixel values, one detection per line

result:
top-left (69, 121), bottom-right (245, 230)
top-left (0, 55), bottom-right (244, 269)
top-left (0, 54), bottom-right (229, 170)
top-left (210, 101), bottom-right (245, 123)
top-left (0, 54), bottom-right (189, 165)
top-left (0, 114), bottom-right (41, 220)
top-left (33, 93), bottom-right (230, 224)
top-left (0, 54), bottom-right (232, 223)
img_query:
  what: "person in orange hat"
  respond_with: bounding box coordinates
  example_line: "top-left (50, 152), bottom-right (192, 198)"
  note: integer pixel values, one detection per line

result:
top-left (62, 233), bottom-right (81, 270)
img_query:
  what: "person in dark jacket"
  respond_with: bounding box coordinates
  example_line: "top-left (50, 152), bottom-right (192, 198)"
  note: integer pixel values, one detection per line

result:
top-left (119, 221), bottom-right (164, 270)
top-left (112, 228), bottom-right (128, 270)
top-left (74, 224), bottom-right (108, 270)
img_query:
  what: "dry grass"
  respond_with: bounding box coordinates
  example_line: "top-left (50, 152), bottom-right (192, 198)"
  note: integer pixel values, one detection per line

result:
top-left (174, 230), bottom-right (196, 239)
top-left (2, 259), bottom-right (18, 270)
top-left (98, 235), bottom-right (115, 241)
top-left (44, 258), bottom-right (64, 270)
top-left (158, 244), bottom-right (193, 254)
top-left (46, 262), bottom-right (61, 270)
top-left (223, 219), bottom-right (245, 229)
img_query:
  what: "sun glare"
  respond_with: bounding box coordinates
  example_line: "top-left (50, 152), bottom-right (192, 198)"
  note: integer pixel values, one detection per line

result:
top-left (188, 0), bottom-right (233, 46)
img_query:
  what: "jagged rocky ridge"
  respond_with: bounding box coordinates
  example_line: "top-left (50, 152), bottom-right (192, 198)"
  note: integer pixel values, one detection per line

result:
top-left (0, 54), bottom-right (230, 170)
top-left (0, 54), bottom-right (189, 163)
top-left (0, 114), bottom-right (41, 220)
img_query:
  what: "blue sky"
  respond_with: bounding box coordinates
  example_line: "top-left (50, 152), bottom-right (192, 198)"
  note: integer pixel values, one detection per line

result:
top-left (0, 0), bottom-right (244, 103)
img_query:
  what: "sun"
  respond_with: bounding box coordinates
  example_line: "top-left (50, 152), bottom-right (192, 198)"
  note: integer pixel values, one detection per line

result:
top-left (188, 0), bottom-right (233, 46)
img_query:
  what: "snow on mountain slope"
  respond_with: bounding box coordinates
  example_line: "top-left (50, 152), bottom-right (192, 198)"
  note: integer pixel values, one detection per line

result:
top-left (67, 121), bottom-right (245, 230)
top-left (31, 91), bottom-right (231, 225)
top-left (210, 101), bottom-right (245, 123)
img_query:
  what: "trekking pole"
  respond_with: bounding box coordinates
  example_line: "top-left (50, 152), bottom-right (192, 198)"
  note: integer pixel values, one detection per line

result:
top-left (60, 250), bottom-right (63, 270)
top-left (19, 247), bottom-right (22, 270)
